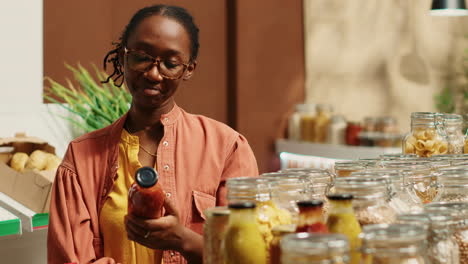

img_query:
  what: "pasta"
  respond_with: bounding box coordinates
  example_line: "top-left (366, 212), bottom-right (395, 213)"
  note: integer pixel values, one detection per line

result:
top-left (403, 128), bottom-right (447, 157)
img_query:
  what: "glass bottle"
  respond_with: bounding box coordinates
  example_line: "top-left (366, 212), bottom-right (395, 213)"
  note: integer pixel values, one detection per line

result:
top-left (203, 207), bottom-right (230, 264)
top-left (223, 202), bottom-right (267, 264)
top-left (269, 224), bottom-right (295, 264)
top-left (315, 104), bottom-right (333, 143)
top-left (425, 202), bottom-right (468, 264)
top-left (127, 166), bottom-right (165, 219)
top-left (280, 232), bottom-right (350, 264)
top-left (298, 103), bottom-right (317, 142)
top-left (328, 115), bottom-right (347, 145)
top-left (397, 212), bottom-right (460, 264)
top-left (402, 112), bottom-right (448, 157)
top-left (295, 200), bottom-right (328, 233)
top-left (226, 177), bottom-right (292, 250)
top-left (360, 224), bottom-right (428, 264)
top-left (288, 104), bottom-right (310, 141)
top-left (326, 194), bottom-right (362, 264)
top-left (443, 113), bottom-right (464, 154)
top-left (331, 177), bottom-right (397, 226)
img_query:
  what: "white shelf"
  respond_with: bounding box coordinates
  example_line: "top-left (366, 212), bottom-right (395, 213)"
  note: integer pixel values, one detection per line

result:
top-left (0, 192), bottom-right (48, 233)
top-left (276, 139), bottom-right (401, 160)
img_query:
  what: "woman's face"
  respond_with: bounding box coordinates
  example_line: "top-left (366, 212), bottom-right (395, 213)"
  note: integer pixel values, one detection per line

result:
top-left (123, 15), bottom-right (195, 109)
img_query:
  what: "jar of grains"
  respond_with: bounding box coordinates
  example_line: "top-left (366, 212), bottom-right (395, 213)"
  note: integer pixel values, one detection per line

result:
top-left (332, 177), bottom-right (397, 226)
top-left (397, 212), bottom-right (460, 264)
top-left (425, 202), bottom-right (468, 264)
top-left (402, 112), bottom-right (448, 157)
top-left (443, 114), bottom-right (464, 154)
top-left (280, 232), bottom-right (350, 264)
top-left (434, 169), bottom-right (468, 203)
top-left (360, 224), bottom-right (428, 264)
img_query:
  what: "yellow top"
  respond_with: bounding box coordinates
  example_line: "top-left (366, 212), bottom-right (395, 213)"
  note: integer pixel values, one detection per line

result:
top-left (100, 129), bottom-right (163, 264)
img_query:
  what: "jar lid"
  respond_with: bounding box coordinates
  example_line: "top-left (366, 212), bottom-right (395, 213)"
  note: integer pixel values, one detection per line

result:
top-left (228, 202), bottom-right (256, 209)
top-left (326, 193), bottom-right (353, 201)
top-left (297, 200), bottom-right (324, 208)
top-left (135, 166), bottom-right (158, 188)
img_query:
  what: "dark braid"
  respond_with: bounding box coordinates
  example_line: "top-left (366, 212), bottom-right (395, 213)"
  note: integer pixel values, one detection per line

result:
top-left (102, 4), bottom-right (200, 87)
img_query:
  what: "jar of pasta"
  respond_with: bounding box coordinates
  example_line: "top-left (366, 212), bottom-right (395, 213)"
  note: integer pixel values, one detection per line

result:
top-left (315, 104), bottom-right (333, 143)
top-left (403, 112), bottom-right (448, 157)
top-left (425, 202), bottom-right (468, 264)
top-left (280, 232), bottom-right (350, 264)
top-left (360, 224), bottom-right (428, 264)
top-left (203, 207), bottom-right (230, 264)
top-left (226, 177), bottom-right (292, 255)
top-left (331, 177), bottom-right (397, 226)
top-left (397, 211), bottom-right (460, 264)
top-left (443, 114), bottom-right (464, 154)
top-left (298, 103), bottom-right (317, 142)
top-left (334, 161), bottom-right (366, 177)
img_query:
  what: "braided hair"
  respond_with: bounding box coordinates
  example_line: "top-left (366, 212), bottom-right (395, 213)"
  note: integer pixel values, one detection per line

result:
top-left (102, 4), bottom-right (200, 87)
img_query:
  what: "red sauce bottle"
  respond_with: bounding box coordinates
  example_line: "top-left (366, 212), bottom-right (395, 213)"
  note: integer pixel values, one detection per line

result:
top-left (295, 200), bottom-right (328, 233)
top-left (128, 166), bottom-right (166, 219)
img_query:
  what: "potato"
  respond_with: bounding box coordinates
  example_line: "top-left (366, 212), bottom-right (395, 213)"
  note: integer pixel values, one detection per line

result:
top-left (25, 150), bottom-right (49, 170)
top-left (10, 152), bottom-right (29, 172)
top-left (44, 154), bottom-right (62, 171)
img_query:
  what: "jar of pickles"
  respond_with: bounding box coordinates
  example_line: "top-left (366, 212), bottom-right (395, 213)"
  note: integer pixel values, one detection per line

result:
top-left (226, 177), bottom-right (292, 251)
top-left (397, 212), bottom-right (460, 264)
top-left (443, 114), bottom-right (464, 154)
top-left (425, 202), bottom-right (468, 264)
top-left (360, 224), bottom-right (428, 264)
top-left (403, 112), bottom-right (448, 157)
top-left (203, 207), bottom-right (230, 264)
top-left (334, 161), bottom-right (366, 177)
top-left (280, 232), bottom-right (350, 264)
top-left (332, 177), bottom-right (397, 226)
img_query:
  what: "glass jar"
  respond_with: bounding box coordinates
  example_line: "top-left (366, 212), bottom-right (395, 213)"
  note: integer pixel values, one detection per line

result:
top-left (376, 116), bottom-right (398, 134)
top-left (443, 114), bottom-right (464, 154)
top-left (425, 202), bottom-right (468, 264)
top-left (332, 177), bottom-right (397, 226)
top-left (298, 103), bottom-right (317, 142)
top-left (360, 224), bottom-right (428, 264)
top-left (363, 117), bottom-right (378, 132)
top-left (289, 104), bottom-right (313, 141)
top-left (269, 177), bottom-right (310, 224)
top-left (326, 194), bottom-right (362, 264)
top-left (315, 104), bottom-right (333, 143)
top-left (334, 161), bottom-right (366, 177)
top-left (269, 224), bottom-right (295, 264)
top-left (226, 177), bottom-right (292, 250)
top-left (223, 202), bottom-right (267, 264)
top-left (296, 200), bottom-right (328, 233)
top-left (402, 112), bottom-right (448, 157)
top-left (397, 212), bottom-right (460, 264)
top-left (345, 122), bottom-right (362, 146)
top-left (280, 232), bottom-right (350, 264)
top-left (327, 115), bottom-right (347, 145)
top-left (434, 169), bottom-right (468, 202)
top-left (203, 206), bottom-right (230, 264)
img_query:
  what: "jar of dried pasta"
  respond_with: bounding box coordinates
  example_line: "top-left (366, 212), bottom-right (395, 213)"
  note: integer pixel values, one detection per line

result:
top-left (226, 177), bottom-right (292, 257)
top-left (331, 177), bottom-right (397, 226)
top-left (443, 114), bottom-right (464, 154)
top-left (360, 224), bottom-right (428, 264)
top-left (425, 202), bottom-right (468, 264)
top-left (403, 112), bottom-right (448, 157)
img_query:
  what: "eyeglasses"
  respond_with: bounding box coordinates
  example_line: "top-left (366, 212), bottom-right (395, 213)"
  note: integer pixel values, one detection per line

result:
top-left (124, 47), bottom-right (190, 80)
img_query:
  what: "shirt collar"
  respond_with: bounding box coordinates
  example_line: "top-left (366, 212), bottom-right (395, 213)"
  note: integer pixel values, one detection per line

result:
top-left (160, 103), bottom-right (181, 126)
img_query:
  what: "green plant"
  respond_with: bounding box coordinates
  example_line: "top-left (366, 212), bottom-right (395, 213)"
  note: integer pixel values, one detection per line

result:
top-left (434, 87), bottom-right (455, 113)
top-left (44, 64), bottom-right (132, 133)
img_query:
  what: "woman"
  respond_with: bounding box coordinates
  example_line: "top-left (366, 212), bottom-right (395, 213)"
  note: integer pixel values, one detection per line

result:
top-left (47, 4), bottom-right (258, 264)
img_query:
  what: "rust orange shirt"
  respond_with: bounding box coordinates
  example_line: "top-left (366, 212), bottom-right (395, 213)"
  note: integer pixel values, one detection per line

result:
top-left (47, 104), bottom-right (259, 264)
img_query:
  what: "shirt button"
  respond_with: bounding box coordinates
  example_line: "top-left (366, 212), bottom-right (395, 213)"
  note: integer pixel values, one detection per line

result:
top-left (170, 252), bottom-right (175, 257)
top-left (162, 141), bottom-right (169, 147)
top-left (164, 117), bottom-right (169, 122)
top-left (163, 165), bottom-right (170, 171)
top-left (166, 192), bottom-right (172, 198)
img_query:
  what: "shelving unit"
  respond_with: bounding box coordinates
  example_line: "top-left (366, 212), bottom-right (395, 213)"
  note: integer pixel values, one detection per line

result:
top-left (276, 139), bottom-right (401, 169)
top-left (0, 206), bottom-right (20, 237)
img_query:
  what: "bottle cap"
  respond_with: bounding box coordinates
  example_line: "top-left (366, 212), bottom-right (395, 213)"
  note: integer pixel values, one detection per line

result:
top-left (297, 200), bottom-right (324, 207)
top-left (327, 193), bottom-right (354, 201)
top-left (135, 167), bottom-right (158, 188)
top-left (228, 202), bottom-right (256, 209)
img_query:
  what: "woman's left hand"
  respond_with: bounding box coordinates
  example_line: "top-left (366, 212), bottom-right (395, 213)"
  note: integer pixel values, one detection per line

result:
top-left (124, 197), bottom-right (203, 263)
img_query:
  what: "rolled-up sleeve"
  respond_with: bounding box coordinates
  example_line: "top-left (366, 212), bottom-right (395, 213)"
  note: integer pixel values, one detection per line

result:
top-left (216, 133), bottom-right (259, 206)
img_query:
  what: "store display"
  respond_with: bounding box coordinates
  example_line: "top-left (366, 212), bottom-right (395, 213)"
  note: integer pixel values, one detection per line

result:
top-left (360, 224), bottom-right (428, 264)
top-left (223, 202), bottom-right (267, 264)
top-left (280, 232), bottom-right (349, 264)
top-left (326, 194), bottom-right (361, 264)
top-left (127, 167), bottom-right (165, 219)
top-left (203, 207), bottom-right (230, 264)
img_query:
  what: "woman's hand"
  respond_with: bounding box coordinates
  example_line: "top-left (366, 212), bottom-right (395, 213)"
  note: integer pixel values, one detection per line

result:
top-left (124, 197), bottom-right (203, 263)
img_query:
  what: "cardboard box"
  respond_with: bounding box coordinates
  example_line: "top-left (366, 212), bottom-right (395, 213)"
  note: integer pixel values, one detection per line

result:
top-left (0, 133), bottom-right (57, 213)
